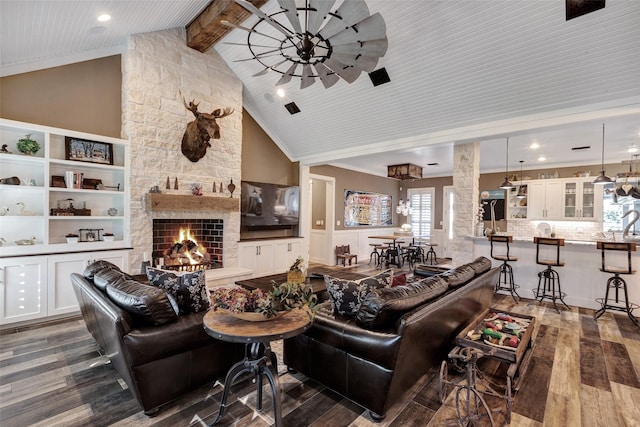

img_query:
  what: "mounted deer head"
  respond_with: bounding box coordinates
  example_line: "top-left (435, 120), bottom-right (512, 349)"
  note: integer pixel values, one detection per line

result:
top-left (181, 95), bottom-right (233, 162)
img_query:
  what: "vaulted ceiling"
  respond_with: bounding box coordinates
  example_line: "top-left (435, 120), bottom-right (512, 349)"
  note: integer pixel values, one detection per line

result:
top-left (2, 0), bottom-right (639, 178)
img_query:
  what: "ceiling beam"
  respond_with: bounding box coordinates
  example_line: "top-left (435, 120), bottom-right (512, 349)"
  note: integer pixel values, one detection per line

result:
top-left (186, 0), bottom-right (268, 53)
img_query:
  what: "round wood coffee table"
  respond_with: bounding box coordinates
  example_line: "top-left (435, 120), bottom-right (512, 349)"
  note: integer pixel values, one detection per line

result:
top-left (203, 309), bottom-right (312, 427)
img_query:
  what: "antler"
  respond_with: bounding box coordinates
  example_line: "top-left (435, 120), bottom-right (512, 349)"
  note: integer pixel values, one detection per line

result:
top-left (213, 107), bottom-right (234, 118)
top-left (182, 96), bottom-right (200, 116)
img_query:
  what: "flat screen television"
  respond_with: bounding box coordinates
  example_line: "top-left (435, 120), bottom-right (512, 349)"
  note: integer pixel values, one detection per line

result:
top-left (241, 180), bottom-right (300, 229)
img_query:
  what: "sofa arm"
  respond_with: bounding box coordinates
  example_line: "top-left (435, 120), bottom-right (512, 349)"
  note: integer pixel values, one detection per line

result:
top-left (71, 273), bottom-right (133, 347)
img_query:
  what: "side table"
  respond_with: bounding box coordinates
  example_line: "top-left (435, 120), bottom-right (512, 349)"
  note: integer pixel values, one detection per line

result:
top-left (203, 309), bottom-right (312, 426)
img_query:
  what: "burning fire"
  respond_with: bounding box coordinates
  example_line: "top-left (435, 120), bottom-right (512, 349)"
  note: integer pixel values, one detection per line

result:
top-left (164, 227), bottom-right (209, 265)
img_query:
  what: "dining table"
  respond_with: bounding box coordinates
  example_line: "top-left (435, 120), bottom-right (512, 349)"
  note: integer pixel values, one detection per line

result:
top-left (368, 235), bottom-right (409, 267)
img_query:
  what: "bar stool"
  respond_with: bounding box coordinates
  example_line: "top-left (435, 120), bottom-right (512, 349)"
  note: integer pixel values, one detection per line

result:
top-left (424, 242), bottom-right (438, 265)
top-left (594, 241), bottom-right (639, 327)
top-left (533, 237), bottom-right (569, 312)
top-left (368, 244), bottom-right (385, 267)
top-left (488, 235), bottom-right (520, 302)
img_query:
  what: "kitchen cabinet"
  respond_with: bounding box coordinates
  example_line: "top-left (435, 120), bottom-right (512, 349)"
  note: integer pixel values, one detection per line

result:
top-left (238, 238), bottom-right (302, 278)
top-left (507, 182), bottom-right (529, 220)
top-left (528, 180), bottom-right (562, 220)
top-left (562, 178), bottom-right (602, 221)
top-left (0, 118), bottom-right (130, 257)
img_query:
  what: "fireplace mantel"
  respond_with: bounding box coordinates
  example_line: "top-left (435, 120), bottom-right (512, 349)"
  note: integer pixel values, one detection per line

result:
top-left (148, 193), bottom-right (239, 212)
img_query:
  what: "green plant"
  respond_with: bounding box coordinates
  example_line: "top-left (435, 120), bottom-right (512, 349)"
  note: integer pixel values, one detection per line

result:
top-left (16, 134), bottom-right (40, 154)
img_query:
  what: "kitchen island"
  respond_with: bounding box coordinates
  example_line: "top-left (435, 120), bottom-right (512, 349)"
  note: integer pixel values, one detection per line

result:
top-left (472, 236), bottom-right (640, 311)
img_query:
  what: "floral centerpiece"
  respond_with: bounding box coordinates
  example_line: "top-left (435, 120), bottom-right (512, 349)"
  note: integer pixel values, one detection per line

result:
top-left (210, 281), bottom-right (318, 321)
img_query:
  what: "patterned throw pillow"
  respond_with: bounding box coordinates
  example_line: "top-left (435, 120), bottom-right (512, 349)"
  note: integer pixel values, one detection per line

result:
top-left (146, 267), bottom-right (210, 314)
top-left (324, 269), bottom-right (392, 316)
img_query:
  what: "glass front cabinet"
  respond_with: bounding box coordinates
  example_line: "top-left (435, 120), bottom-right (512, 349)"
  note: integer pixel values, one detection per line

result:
top-left (562, 178), bottom-right (602, 221)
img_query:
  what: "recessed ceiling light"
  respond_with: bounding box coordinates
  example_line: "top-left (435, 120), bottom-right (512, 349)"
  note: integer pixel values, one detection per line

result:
top-left (538, 155), bottom-right (546, 162)
top-left (628, 144), bottom-right (638, 153)
top-left (276, 88), bottom-right (285, 98)
top-left (97, 14), bottom-right (111, 22)
top-left (530, 143), bottom-right (540, 149)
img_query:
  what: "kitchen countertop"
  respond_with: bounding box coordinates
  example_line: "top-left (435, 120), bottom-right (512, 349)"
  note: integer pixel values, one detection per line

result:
top-left (468, 235), bottom-right (600, 245)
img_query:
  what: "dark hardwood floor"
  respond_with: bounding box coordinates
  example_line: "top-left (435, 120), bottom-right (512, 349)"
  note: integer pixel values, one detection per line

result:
top-left (1, 261), bottom-right (639, 426)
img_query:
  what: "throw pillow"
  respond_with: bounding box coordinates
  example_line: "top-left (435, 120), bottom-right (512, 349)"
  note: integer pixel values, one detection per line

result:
top-left (324, 269), bottom-right (392, 316)
top-left (392, 272), bottom-right (407, 287)
top-left (146, 267), bottom-right (210, 314)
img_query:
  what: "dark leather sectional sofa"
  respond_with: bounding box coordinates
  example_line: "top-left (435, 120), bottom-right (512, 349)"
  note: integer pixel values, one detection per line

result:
top-left (70, 261), bottom-right (244, 416)
top-left (283, 257), bottom-right (499, 420)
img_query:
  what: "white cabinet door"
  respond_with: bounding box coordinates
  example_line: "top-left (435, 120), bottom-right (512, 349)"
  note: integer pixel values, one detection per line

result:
top-left (0, 256), bottom-right (48, 324)
top-left (238, 242), bottom-right (275, 277)
top-left (528, 180), bottom-right (562, 219)
top-left (273, 240), bottom-right (302, 272)
top-left (47, 253), bottom-right (92, 316)
top-left (561, 178), bottom-right (602, 221)
top-left (255, 244), bottom-right (274, 276)
top-left (47, 250), bottom-right (130, 317)
top-left (238, 243), bottom-right (258, 273)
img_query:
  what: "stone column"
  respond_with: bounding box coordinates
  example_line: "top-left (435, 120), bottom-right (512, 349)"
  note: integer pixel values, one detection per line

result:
top-left (451, 142), bottom-right (480, 265)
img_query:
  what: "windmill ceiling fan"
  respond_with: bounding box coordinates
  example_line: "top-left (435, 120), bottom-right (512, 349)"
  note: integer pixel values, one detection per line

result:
top-left (224, 0), bottom-right (388, 89)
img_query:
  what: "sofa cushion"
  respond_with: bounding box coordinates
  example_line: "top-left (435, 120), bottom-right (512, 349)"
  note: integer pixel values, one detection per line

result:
top-left (84, 260), bottom-right (123, 280)
top-left (146, 267), bottom-right (210, 314)
top-left (440, 264), bottom-right (476, 287)
top-left (469, 256), bottom-right (492, 275)
top-left (355, 276), bottom-right (449, 329)
top-left (325, 269), bottom-right (392, 316)
top-left (105, 279), bottom-right (178, 325)
top-left (93, 267), bottom-right (133, 292)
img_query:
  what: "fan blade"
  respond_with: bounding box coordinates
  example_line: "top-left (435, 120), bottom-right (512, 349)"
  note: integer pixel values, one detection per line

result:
top-left (276, 63), bottom-right (298, 86)
top-left (331, 53), bottom-right (379, 72)
top-left (327, 13), bottom-right (386, 45)
top-left (221, 20), bottom-right (282, 42)
top-left (306, 0), bottom-right (336, 35)
top-left (314, 63), bottom-right (340, 89)
top-left (300, 65), bottom-right (316, 89)
top-left (332, 38), bottom-right (388, 57)
top-left (253, 58), bottom-right (289, 76)
top-left (277, 0), bottom-right (302, 34)
top-left (252, 68), bottom-right (269, 77)
top-left (223, 41), bottom-right (277, 48)
top-left (323, 58), bottom-right (362, 83)
top-left (319, 0), bottom-right (370, 39)
top-left (234, 0), bottom-right (292, 37)
top-left (233, 53), bottom-right (282, 62)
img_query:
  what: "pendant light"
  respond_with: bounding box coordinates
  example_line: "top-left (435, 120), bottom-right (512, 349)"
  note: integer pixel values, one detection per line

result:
top-left (500, 137), bottom-right (515, 189)
top-left (593, 123), bottom-right (615, 185)
top-left (516, 160), bottom-right (527, 198)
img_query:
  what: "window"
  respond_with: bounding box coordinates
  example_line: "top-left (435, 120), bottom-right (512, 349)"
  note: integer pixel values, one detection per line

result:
top-left (408, 188), bottom-right (434, 238)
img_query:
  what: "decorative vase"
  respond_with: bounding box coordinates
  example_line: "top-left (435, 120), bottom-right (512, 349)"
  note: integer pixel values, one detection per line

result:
top-left (228, 179), bottom-right (236, 198)
top-left (475, 222), bottom-right (485, 237)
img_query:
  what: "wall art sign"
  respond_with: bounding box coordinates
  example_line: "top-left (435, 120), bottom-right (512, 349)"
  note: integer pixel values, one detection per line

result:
top-left (344, 190), bottom-right (393, 227)
top-left (65, 137), bottom-right (114, 165)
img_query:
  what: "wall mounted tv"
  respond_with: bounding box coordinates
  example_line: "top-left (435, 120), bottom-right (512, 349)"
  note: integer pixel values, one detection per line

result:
top-left (241, 181), bottom-right (300, 229)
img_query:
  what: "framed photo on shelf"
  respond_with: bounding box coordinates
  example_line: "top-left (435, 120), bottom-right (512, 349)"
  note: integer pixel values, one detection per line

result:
top-left (65, 137), bottom-right (113, 165)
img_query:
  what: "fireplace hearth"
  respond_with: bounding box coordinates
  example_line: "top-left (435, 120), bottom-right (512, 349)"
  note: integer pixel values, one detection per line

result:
top-left (152, 219), bottom-right (223, 269)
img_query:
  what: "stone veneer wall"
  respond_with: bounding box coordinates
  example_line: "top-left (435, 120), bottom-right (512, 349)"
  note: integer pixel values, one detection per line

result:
top-left (452, 142), bottom-right (480, 265)
top-left (121, 28), bottom-right (243, 273)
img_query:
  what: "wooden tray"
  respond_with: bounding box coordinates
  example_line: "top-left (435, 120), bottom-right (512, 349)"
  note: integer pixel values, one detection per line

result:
top-left (456, 308), bottom-right (535, 364)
